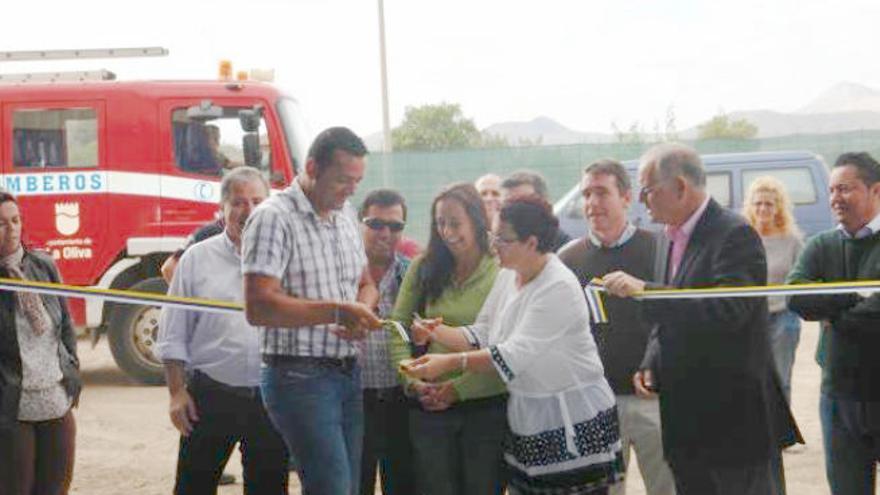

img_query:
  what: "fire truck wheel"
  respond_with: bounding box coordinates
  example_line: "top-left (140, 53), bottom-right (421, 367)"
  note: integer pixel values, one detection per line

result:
top-left (107, 277), bottom-right (168, 385)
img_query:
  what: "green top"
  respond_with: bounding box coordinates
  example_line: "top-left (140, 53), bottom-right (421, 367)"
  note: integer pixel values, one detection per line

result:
top-left (388, 253), bottom-right (506, 400)
top-left (786, 228), bottom-right (880, 399)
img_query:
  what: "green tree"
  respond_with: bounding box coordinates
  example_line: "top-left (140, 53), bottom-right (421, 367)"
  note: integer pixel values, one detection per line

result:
top-left (392, 103), bottom-right (483, 150)
top-left (697, 112), bottom-right (758, 139)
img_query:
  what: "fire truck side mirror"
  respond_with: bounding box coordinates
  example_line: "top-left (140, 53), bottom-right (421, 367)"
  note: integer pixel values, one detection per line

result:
top-left (238, 107), bottom-right (262, 133)
top-left (187, 100), bottom-right (223, 120)
top-left (243, 134), bottom-right (263, 168)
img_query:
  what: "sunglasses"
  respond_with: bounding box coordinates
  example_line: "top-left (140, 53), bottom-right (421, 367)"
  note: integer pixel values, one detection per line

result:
top-left (363, 217), bottom-right (405, 232)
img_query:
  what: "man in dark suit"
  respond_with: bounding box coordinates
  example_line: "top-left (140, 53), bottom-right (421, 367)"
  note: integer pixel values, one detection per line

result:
top-left (603, 143), bottom-right (801, 495)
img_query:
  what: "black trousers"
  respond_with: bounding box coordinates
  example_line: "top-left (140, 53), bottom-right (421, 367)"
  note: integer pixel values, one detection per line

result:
top-left (175, 371), bottom-right (289, 495)
top-left (360, 386), bottom-right (416, 495)
top-left (409, 397), bottom-right (508, 495)
top-left (669, 452), bottom-right (786, 495)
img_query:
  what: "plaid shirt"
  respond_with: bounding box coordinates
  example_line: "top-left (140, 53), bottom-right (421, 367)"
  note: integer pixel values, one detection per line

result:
top-left (241, 180), bottom-right (366, 358)
top-left (359, 253), bottom-right (410, 389)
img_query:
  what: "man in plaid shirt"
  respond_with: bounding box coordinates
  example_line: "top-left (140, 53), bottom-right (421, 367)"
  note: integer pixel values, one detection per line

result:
top-left (356, 189), bottom-right (415, 495)
top-left (242, 127), bottom-right (381, 495)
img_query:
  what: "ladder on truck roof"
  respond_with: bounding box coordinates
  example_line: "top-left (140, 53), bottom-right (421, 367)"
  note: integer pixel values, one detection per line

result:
top-left (0, 46), bottom-right (168, 84)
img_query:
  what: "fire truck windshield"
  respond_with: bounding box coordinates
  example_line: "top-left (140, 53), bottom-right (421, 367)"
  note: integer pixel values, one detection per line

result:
top-left (277, 97), bottom-right (310, 175)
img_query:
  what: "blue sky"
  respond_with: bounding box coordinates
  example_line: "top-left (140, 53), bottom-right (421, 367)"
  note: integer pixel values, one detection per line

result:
top-left (3, 0), bottom-right (879, 137)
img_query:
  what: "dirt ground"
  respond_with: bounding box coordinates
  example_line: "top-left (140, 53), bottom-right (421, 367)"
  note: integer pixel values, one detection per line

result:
top-left (70, 321), bottom-right (838, 494)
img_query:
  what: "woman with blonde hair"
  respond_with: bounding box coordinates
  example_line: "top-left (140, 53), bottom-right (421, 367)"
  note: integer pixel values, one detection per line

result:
top-left (742, 176), bottom-right (803, 404)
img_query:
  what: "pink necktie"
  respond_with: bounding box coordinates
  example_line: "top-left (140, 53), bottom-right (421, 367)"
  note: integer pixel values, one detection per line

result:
top-left (667, 226), bottom-right (687, 281)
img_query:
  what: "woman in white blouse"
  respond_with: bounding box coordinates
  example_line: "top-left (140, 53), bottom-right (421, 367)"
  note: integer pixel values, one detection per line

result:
top-left (406, 195), bottom-right (624, 495)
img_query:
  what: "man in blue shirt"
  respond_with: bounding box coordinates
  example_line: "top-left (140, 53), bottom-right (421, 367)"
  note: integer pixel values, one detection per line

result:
top-left (157, 167), bottom-right (288, 494)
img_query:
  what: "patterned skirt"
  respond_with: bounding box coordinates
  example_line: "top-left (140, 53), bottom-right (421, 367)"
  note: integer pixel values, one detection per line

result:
top-left (504, 395), bottom-right (624, 495)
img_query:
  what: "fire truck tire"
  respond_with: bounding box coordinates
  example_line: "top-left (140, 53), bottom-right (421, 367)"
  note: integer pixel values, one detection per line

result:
top-left (107, 277), bottom-right (168, 385)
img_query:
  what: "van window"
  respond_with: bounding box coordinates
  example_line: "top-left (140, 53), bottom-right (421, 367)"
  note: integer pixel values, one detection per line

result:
top-left (172, 107), bottom-right (272, 177)
top-left (12, 108), bottom-right (98, 168)
top-left (277, 98), bottom-right (309, 174)
top-left (742, 167), bottom-right (817, 205)
top-left (562, 169), bottom-right (731, 219)
top-left (707, 172), bottom-right (731, 208)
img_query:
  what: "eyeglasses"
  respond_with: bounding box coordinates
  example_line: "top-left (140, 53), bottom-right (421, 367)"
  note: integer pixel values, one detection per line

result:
top-left (638, 178), bottom-right (673, 202)
top-left (362, 217), bottom-right (405, 232)
top-left (489, 232), bottom-right (520, 246)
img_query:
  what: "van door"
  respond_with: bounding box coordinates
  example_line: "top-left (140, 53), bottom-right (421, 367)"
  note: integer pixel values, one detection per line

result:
top-left (0, 100), bottom-right (109, 286)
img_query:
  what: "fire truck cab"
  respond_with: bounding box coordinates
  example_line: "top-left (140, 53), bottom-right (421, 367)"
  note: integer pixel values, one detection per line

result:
top-left (0, 77), bottom-right (307, 383)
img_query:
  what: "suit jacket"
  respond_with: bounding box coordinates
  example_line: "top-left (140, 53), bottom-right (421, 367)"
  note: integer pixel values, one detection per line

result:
top-left (640, 199), bottom-right (801, 466)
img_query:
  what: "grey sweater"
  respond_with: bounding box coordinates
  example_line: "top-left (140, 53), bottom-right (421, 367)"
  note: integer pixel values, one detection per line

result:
top-left (762, 233), bottom-right (803, 313)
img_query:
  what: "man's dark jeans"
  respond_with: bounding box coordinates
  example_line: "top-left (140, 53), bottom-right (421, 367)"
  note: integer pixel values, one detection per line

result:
top-left (822, 394), bottom-right (880, 494)
top-left (360, 386), bottom-right (415, 495)
top-left (175, 371), bottom-right (288, 495)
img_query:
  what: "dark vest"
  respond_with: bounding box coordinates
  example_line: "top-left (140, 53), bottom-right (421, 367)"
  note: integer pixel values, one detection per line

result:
top-left (558, 229), bottom-right (661, 394)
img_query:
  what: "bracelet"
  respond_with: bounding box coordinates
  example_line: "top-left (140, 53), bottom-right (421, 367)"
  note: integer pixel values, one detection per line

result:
top-left (333, 303), bottom-right (340, 326)
top-left (460, 352), bottom-right (468, 372)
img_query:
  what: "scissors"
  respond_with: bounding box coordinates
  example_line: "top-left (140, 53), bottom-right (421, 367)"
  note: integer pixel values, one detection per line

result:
top-left (382, 319), bottom-right (411, 344)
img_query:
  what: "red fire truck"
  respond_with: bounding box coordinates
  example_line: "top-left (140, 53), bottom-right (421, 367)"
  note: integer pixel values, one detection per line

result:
top-left (0, 47), bottom-right (307, 383)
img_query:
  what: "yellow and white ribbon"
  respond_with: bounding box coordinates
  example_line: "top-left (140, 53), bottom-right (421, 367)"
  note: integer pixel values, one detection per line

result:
top-left (0, 277), bottom-right (242, 315)
top-left (584, 279), bottom-right (880, 323)
top-left (585, 278), bottom-right (610, 324)
top-left (633, 280), bottom-right (880, 300)
top-left (0, 277), bottom-right (415, 344)
top-left (4, 276), bottom-right (878, 324)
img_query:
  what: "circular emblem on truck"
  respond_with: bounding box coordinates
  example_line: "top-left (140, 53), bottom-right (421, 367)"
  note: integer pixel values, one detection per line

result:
top-left (194, 182), bottom-right (214, 201)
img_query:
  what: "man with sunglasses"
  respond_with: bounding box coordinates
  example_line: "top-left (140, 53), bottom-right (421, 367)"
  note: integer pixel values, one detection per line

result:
top-left (357, 189), bottom-right (416, 495)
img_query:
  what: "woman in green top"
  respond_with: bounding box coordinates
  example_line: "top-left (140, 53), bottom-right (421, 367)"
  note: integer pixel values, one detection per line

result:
top-left (388, 182), bottom-right (506, 495)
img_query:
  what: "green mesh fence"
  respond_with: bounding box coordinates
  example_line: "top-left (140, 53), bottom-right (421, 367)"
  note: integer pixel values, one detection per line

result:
top-left (354, 131), bottom-right (880, 244)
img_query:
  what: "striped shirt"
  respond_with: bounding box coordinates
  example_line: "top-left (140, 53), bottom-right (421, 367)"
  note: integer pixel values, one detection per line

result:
top-left (359, 253), bottom-right (410, 389)
top-left (241, 180), bottom-right (367, 358)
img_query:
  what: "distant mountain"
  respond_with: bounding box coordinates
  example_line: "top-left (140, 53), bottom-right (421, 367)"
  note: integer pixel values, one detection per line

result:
top-left (796, 82), bottom-right (880, 114)
top-left (365, 82), bottom-right (880, 149)
top-left (482, 117), bottom-right (609, 146)
top-left (680, 109), bottom-right (880, 139)
top-left (681, 82), bottom-right (880, 138)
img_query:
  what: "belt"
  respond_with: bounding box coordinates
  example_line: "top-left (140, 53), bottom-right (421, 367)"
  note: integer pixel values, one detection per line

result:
top-left (189, 369), bottom-right (261, 400)
top-left (262, 354), bottom-right (359, 372)
top-left (364, 386), bottom-right (405, 402)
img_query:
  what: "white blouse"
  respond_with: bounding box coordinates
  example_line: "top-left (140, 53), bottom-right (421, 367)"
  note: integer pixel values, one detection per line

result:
top-left (465, 255), bottom-right (621, 478)
top-left (16, 306), bottom-right (69, 421)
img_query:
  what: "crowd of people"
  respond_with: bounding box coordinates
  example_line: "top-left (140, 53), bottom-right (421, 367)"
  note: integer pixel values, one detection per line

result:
top-left (1, 125), bottom-right (880, 495)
